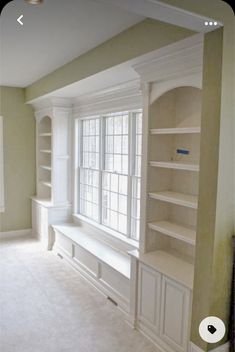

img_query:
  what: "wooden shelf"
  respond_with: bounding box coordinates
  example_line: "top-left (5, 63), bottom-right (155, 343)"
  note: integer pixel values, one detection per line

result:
top-left (39, 133), bottom-right (52, 137)
top-left (129, 249), bottom-right (194, 289)
top-left (148, 220), bottom-right (196, 245)
top-left (149, 161), bottom-right (199, 172)
top-left (150, 127), bottom-right (200, 135)
top-left (40, 165), bottom-right (51, 171)
top-left (149, 191), bottom-right (198, 209)
top-left (40, 149), bottom-right (52, 154)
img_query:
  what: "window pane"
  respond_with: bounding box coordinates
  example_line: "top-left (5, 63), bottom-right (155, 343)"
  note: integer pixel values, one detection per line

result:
top-left (104, 112), bottom-right (128, 175)
top-left (102, 172), bottom-right (128, 235)
top-left (114, 116), bottom-right (122, 135)
top-left (82, 118), bottom-right (99, 169)
top-left (80, 168), bottom-right (99, 222)
top-left (114, 136), bottom-right (122, 154)
top-left (123, 115), bottom-right (128, 134)
top-left (110, 173), bottom-right (118, 193)
top-left (118, 214), bottom-right (127, 234)
top-left (131, 177), bottom-right (141, 240)
top-left (119, 175), bottom-right (128, 195)
top-left (119, 195), bottom-right (127, 214)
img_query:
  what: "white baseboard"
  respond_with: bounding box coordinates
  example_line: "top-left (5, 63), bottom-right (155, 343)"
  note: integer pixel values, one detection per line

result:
top-left (191, 342), bottom-right (230, 352)
top-left (0, 228), bottom-right (32, 240)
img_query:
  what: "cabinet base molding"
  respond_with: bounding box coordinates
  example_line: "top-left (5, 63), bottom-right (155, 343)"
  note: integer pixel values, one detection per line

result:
top-left (190, 342), bottom-right (229, 352)
top-left (137, 324), bottom-right (176, 352)
top-left (0, 228), bottom-right (32, 240)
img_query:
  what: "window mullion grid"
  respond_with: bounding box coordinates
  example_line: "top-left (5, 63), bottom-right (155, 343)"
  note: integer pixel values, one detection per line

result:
top-left (99, 115), bottom-right (105, 225)
top-left (127, 112), bottom-right (134, 238)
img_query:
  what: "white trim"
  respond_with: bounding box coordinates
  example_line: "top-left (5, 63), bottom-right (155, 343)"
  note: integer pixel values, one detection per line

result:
top-left (0, 228), bottom-right (32, 240)
top-left (73, 81), bottom-right (142, 117)
top-left (73, 213), bottom-right (139, 250)
top-left (31, 97), bottom-right (72, 122)
top-left (190, 342), bottom-right (229, 352)
top-left (76, 110), bottom-right (142, 241)
top-left (0, 116), bottom-right (5, 213)
top-left (133, 34), bottom-right (203, 84)
top-left (99, 0), bottom-right (223, 33)
top-left (149, 72), bottom-right (202, 104)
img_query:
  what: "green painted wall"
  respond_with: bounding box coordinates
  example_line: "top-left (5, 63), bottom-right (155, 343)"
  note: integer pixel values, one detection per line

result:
top-left (192, 29), bottom-right (226, 351)
top-left (25, 18), bottom-right (194, 102)
top-left (0, 87), bottom-right (35, 232)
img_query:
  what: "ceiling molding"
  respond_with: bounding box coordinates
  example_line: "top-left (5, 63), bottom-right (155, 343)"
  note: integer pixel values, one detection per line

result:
top-left (31, 97), bottom-right (73, 121)
top-left (132, 33), bottom-right (203, 83)
top-left (73, 80), bottom-right (142, 117)
top-left (96, 0), bottom-right (223, 33)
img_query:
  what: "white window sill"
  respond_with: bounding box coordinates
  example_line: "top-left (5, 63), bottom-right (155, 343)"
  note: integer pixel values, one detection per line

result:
top-left (73, 213), bottom-right (139, 253)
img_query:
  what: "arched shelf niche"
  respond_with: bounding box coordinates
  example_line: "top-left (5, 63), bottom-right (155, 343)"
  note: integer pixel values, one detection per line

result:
top-left (37, 115), bottom-right (52, 200)
top-left (150, 85), bottom-right (202, 129)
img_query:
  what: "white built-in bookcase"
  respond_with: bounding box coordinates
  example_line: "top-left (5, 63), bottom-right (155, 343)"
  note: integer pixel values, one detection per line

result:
top-left (37, 116), bottom-right (52, 200)
top-left (146, 86), bottom-right (201, 264)
top-left (35, 103), bottom-right (72, 206)
top-left (130, 34), bottom-right (204, 291)
top-left (32, 100), bottom-right (72, 248)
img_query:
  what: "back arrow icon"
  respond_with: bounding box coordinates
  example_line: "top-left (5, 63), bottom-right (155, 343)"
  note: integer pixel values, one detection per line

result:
top-left (17, 15), bottom-right (23, 26)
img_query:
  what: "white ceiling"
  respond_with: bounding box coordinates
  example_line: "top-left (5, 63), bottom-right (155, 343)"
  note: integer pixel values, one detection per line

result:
top-left (0, 0), bottom-right (143, 87)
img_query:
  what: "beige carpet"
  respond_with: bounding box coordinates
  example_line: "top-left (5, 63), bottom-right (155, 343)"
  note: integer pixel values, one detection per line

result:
top-left (0, 237), bottom-right (159, 352)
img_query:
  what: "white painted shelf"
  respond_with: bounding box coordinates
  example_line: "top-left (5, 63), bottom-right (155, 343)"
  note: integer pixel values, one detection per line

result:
top-left (129, 249), bottom-right (194, 289)
top-left (148, 220), bottom-right (196, 245)
top-left (150, 127), bottom-right (200, 135)
top-left (40, 165), bottom-right (52, 171)
top-left (40, 149), bottom-right (52, 154)
top-left (149, 161), bottom-right (199, 172)
top-left (39, 133), bottom-right (52, 137)
top-left (149, 191), bottom-right (198, 209)
top-left (42, 181), bottom-right (52, 188)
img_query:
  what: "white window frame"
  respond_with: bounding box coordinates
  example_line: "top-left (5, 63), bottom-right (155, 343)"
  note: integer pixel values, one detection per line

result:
top-left (75, 110), bottom-right (142, 242)
top-left (0, 116), bottom-right (5, 213)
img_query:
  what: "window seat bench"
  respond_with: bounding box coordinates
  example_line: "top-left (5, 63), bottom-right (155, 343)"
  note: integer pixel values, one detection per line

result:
top-left (52, 224), bottom-right (131, 313)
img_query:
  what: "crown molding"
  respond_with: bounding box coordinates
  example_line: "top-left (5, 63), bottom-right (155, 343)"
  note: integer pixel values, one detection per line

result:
top-left (30, 97), bottom-right (72, 111)
top-left (29, 97), bottom-right (73, 121)
top-left (73, 79), bottom-right (142, 117)
top-left (133, 33), bottom-right (203, 83)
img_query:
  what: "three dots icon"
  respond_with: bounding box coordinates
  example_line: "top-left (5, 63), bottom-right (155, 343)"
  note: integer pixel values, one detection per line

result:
top-left (205, 21), bottom-right (218, 26)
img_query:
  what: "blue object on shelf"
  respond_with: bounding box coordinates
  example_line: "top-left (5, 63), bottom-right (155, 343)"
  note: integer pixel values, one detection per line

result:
top-left (176, 149), bottom-right (190, 155)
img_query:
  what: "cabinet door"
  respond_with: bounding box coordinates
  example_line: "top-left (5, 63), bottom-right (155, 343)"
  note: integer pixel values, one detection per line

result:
top-left (138, 263), bottom-right (161, 333)
top-left (160, 276), bottom-right (191, 352)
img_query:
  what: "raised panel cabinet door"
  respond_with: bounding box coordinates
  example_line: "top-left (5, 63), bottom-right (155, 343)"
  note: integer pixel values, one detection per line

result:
top-left (160, 276), bottom-right (191, 352)
top-left (138, 263), bottom-right (161, 333)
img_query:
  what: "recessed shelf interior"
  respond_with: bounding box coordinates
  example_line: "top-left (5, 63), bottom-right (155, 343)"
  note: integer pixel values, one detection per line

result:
top-left (148, 220), bottom-right (196, 245)
top-left (146, 86), bottom-right (202, 264)
top-left (39, 133), bottom-right (52, 137)
top-left (150, 87), bottom-right (201, 130)
top-left (150, 127), bottom-right (201, 135)
top-left (38, 116), bottom-right (52, 199)
top-left (149, 133), bottom-right (200, 166)
top-left (149, 190), bottom-right (198, 209)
